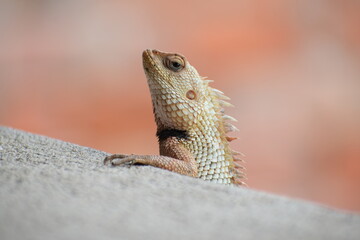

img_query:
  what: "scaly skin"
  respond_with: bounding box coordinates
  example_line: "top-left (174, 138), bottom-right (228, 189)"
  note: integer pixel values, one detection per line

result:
top-left (104, 49), bottom-right (245, 185)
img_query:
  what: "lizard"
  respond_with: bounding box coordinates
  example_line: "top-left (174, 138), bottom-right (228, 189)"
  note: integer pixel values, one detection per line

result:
top-left (104, 49), bottom-right (245, 185)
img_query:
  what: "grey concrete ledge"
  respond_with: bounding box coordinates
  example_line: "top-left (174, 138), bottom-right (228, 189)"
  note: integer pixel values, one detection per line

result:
top-left (0, 126), bottom-right (359, 240)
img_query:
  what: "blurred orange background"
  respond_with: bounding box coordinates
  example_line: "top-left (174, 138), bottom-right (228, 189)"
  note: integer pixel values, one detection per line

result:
top-left (1, 0), bottom-right (359, 211)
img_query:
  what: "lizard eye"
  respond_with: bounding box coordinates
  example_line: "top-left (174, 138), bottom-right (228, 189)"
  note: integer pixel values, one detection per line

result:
top-left (164, 55), bottom-right (185, 72)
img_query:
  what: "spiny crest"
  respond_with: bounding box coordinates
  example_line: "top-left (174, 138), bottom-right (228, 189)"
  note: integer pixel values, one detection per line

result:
top-left (207, 83), bottom-right (247, 185)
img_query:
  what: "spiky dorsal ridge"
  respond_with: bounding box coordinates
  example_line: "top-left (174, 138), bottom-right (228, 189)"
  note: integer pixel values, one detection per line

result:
top-left (208, 83), bottom-right (247, 186)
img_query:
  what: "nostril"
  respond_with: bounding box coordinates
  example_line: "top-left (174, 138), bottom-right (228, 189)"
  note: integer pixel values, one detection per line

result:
top-left (144, 67), bottom-right (149, 72)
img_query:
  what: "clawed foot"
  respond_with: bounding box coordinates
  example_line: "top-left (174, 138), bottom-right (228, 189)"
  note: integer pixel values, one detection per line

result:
top-left (103, 154), bottom-right (137, 167)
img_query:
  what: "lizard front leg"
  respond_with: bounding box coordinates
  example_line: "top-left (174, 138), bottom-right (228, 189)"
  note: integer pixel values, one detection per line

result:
top-left (104, 154), bottom-right (197, 177)
top-left (103, 137), bottom-right (198, 177)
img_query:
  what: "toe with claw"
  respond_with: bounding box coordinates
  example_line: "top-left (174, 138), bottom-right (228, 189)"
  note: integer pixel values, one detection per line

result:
top-left (103, 154), bottom-right (136, 167)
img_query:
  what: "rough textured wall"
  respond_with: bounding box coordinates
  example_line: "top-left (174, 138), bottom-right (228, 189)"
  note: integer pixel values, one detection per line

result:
top-left (0, 127), bottom-right (359, 240)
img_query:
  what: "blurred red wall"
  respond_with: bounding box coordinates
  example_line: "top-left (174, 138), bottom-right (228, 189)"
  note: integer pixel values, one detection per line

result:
top-left (1, 0), bottom-right (359, 211)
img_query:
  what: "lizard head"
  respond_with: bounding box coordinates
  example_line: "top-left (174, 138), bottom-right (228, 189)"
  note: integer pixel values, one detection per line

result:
top-left (142, 49), bottom-right (214, 130)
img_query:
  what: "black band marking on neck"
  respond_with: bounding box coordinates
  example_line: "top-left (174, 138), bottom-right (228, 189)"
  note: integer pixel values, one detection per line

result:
top-left (156, 129), bottom-right (189, 141)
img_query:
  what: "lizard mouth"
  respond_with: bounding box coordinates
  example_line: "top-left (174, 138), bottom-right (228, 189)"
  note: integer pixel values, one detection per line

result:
top-left (142, 49), bottom-right (153, 59)
top-left (142, 49), bottom-right (156, 73)
top-left (142, 49), bottom-right (167, 77)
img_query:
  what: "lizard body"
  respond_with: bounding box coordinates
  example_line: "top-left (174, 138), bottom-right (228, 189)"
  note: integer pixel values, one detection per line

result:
top-left (104, 49), bottom-right (245, 185)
